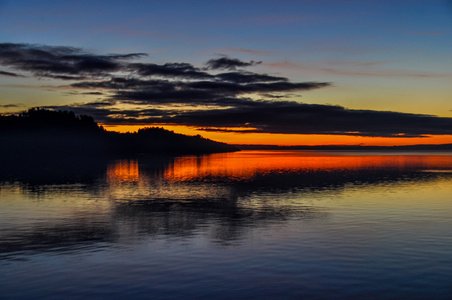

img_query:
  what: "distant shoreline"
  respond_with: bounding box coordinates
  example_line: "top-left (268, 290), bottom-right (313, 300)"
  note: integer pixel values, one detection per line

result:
top-left (235, 144), bottom-right (452, 152)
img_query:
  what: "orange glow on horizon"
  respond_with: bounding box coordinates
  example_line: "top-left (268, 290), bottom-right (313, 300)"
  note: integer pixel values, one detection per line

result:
top-left (102, 124), bottom-right (452, 146)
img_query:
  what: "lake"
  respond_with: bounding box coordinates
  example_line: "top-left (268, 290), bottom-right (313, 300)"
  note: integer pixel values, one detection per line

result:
top-left (1, 150), bottom-right (452, 299)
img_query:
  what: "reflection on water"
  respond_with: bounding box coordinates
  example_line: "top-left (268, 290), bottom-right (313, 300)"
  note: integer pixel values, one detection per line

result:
top-left (166, 151), bottom-right (452, 182)
top-left (1, 151), bottom-right (452, 299)
top-left (107, 160), bottom-right (140, 183)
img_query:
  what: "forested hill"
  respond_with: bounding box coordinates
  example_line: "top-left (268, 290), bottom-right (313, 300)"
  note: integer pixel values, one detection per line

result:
top-left (0, 108), bottom-right (239, 156)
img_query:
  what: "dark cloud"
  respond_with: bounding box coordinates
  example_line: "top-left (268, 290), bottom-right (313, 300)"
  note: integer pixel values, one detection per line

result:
top-left (0, 104), bottom-right (21, 108)
top-left (7, 42), bottom-right (452, 139)
top-left (0, 43), bottom-right (146, 79)
top-left (70, 78), bottom-right (172, 90)
top-left (166, 101), bottom-right (452, 137)
top-left (259, 93), bottom-right (287, 99)
top-left (110, 80), bottom-right (327, 106)
top-left (0, 70), bottom-right (24, 77)
top-left (113, 89), bottom-right (225, 104)
top-left (129, 62), bottom-right (213, 79)
top-left (44, 104), bottom-right (172, 122)
top-left (206, 57), bottom-right (261, 70)
top-left (214, 71), bottom-right (287, 83)
top-left (79, 100), bottom-right (115, 107)
top-left (69, 75), bottom-right (328, 106)
top-left (186, 80), bottom-right (329, 94)
top-left (49, 75), bottom-right (88, 80)
top-left (81, 92), bottom-right (104, 95)
top-left (47, 100), bottom-right (452, 138)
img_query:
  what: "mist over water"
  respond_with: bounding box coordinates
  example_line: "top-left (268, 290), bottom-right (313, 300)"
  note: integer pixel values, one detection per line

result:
top-left (1, 151), bottom-right (452, 299)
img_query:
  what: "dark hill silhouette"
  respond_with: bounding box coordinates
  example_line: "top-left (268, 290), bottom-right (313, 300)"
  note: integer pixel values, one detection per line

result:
top-left (0, 108), bottom-right (239, 157)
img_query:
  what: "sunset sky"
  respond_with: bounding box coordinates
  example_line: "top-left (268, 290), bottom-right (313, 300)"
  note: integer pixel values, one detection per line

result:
top-left (1, 0), bottom-right (452, 145)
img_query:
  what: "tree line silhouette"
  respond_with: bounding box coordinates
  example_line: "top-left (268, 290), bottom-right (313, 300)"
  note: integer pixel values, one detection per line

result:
top-left (0, 108), bottom-right (238, 157)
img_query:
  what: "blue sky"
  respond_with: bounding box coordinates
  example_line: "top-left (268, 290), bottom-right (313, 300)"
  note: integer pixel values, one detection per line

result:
top-left (1, 0), bottom-right (452, 145)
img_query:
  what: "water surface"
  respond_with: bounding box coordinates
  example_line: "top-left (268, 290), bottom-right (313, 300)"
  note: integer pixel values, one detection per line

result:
top-left (1, 151), bottom-right (452, 299)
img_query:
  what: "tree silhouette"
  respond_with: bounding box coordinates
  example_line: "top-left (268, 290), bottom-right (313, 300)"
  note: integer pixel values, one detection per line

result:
top-left (0, 108), bottom-right (238, 157)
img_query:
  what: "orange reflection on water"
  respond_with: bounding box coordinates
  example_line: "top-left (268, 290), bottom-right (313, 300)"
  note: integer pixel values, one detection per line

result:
top-left (107, 160), bottom-right (139, 183)
top-left (164, 150), bottom-right (452, 182)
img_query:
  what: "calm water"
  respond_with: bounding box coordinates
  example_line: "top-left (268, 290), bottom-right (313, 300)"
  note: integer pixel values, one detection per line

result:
top-left (1, 150), bottom-right (452, 299)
